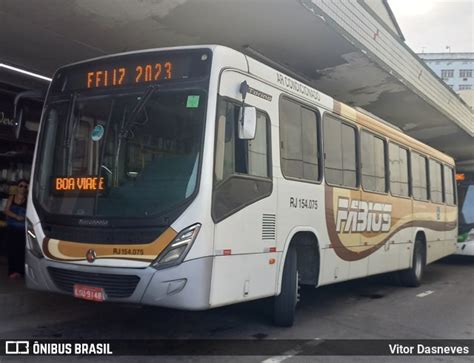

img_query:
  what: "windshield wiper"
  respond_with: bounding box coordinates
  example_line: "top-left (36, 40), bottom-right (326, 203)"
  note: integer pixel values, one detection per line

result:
top-left (63, 94), bottom-right (77, 174)
top-left (119, 85), bottom-right (157, 138)
top-left (114, 86), bottom-right (157, 187)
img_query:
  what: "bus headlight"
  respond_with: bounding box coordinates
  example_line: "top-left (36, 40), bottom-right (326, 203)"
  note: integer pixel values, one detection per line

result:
top-left (26, 220), bottom-right (44, 259)
top-left (151, 224), bottom-right (201, 270)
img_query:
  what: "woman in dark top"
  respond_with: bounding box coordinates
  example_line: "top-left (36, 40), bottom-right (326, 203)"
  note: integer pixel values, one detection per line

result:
top-left (4, 179), bottom-right (28, 278)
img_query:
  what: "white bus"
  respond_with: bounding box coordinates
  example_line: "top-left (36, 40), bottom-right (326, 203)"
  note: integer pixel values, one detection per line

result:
top-left (456, 172), bottom-right (474, 256)
top-left (25, 45), bottom-right (458, 326)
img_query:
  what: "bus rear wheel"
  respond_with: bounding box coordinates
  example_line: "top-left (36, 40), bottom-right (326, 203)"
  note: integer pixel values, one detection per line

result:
top-left (273, 247), bottom-right (298, 327)
top-left (399, 239), bottom-right (425, 287)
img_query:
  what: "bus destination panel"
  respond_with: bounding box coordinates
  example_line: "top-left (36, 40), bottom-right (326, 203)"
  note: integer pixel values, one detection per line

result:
top-left (53, 176), bottom-right (106, 196)
top-left (51, 49), bottom-right (211, 93)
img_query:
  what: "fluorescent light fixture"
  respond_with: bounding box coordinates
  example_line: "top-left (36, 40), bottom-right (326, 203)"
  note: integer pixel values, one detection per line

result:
top-left (0, 63), bottom-right (51, 82)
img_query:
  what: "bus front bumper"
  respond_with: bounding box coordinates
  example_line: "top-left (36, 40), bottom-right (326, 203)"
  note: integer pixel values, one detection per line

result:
top-left (25, 250), bottom-right (213, 310)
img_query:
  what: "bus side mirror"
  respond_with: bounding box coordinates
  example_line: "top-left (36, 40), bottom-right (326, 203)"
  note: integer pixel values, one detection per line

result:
top-left (14, 90), bottom-right (45, 140)
top-left (238, 106), bottom-right (257, 140)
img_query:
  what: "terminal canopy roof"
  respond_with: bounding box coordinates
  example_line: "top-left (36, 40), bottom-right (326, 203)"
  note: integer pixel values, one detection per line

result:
top-left (1, 0), bottom-right (472, 169)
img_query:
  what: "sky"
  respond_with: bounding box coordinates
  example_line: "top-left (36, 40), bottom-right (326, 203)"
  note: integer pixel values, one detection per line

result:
top-left (388, 0), bottom-right (473, 53)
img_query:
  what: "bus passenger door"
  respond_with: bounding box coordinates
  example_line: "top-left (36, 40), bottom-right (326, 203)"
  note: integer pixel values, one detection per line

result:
top-left (210, 71), bottom-right (278, 306)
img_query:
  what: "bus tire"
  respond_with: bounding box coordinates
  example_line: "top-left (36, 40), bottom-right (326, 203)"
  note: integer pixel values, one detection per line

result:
top-left (273, 247), bottom-right (298, 327)
top-left (399, 239), bottom-right (425, 287)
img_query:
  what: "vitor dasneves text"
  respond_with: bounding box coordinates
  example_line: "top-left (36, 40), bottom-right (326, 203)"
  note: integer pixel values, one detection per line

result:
top-left (389, 344), bottom-right (469, 355)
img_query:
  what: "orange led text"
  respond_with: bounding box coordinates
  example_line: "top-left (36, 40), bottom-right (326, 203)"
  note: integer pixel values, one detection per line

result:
top-left (55, 177), bottom-right (105, 191)
top-left (87, 68), bottom-right (126, 88)
top-left (135, 62), bottom-right (172, 83)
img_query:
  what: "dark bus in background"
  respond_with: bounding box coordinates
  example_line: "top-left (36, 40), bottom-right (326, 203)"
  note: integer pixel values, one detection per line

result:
top-left (0, 84), bottom-right (43, 255)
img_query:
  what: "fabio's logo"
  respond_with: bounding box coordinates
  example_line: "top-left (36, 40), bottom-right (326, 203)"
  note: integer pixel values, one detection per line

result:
top-left (336, 197), bottom-right (392, 233)
top-left (86, 249), bottom-right (96, 263)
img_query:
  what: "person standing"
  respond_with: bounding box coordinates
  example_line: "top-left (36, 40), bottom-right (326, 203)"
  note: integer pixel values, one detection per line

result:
top-left (4, 179), bottom-right (28, 278)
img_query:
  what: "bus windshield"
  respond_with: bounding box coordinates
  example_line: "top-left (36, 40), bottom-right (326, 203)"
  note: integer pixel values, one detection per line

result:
top-left (34, 88), bottom-right (206, 218)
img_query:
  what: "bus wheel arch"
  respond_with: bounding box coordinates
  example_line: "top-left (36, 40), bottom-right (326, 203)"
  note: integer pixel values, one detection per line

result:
top-left (278, 231), bottom-right (321, 291)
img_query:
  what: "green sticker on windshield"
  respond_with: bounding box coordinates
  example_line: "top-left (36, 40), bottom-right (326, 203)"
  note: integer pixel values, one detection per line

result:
top-left (186, 95), bottom-right (200, 108)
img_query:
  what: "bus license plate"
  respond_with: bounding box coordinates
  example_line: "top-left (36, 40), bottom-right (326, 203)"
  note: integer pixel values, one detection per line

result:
top-left (73, 284), bottom-right (106, 302)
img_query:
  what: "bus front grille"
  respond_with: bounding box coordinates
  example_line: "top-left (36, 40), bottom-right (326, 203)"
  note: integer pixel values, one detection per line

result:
top-left (48, 267), bottom-right (140, 298)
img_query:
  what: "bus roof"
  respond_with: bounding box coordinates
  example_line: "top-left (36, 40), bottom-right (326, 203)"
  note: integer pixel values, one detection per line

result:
top-left (52, 44), bottom-right (219, 72)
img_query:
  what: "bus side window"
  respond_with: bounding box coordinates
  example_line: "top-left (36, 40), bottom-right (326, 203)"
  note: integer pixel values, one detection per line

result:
top-left (429, 159), bottom-right (443, 203)
top-left (279, 97), bottom-right (320, 182)
top-left (411, 152), bottom-right (428, 201)
top-left (247, 113), bottom-right (269, 177)
top-left (389, 143), bottom-right (409, 197)
top-left (323, 114), bottom-right (357, 188)
top-left (361, 131), bottom-right (387, 193)
top-left (443, 165), bottom-right (455, 205)
top-left (212, 96), bottom-right (272, 222)
top-left (214, 97), bottom-right (270, 183)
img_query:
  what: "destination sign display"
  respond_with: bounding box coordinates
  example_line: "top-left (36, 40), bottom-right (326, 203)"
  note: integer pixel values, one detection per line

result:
top-left (53, 176), bottom-right (106, 195)
top-left (50, 49), bottom-right (211, 93)
top-left (85, 61), bottom-right (173, 89)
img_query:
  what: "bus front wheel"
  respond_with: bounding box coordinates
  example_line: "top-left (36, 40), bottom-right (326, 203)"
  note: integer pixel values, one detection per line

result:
top-left (273, 247), bottom-right (298, 327)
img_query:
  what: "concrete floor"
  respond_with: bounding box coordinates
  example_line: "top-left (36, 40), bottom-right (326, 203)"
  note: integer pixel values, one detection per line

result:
top-left (0, 255), bottom-right (473, 362)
